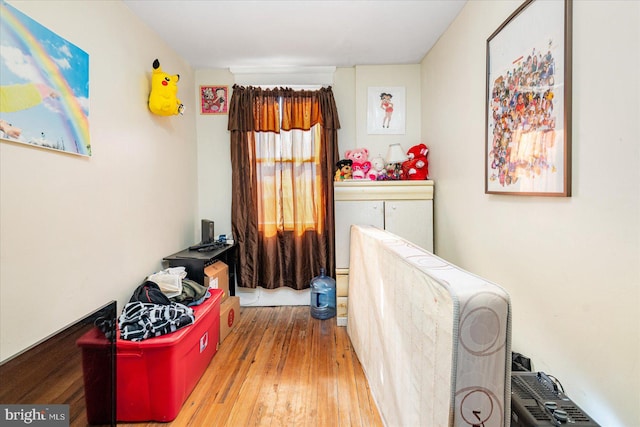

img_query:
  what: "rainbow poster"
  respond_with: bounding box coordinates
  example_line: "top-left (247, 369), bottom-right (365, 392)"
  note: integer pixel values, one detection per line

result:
top-left (0, 1), bottom-right (90, 156)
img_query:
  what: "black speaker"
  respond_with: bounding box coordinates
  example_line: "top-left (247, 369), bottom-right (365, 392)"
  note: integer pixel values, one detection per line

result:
top-left (201, 219), bottom-right (215, 244)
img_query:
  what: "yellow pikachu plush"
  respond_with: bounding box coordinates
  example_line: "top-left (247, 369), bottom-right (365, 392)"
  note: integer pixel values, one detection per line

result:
top-left (148, 59), bottom-right (184, 116)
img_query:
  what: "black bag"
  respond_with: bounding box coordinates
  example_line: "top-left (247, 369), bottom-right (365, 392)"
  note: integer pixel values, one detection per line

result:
top-left (129, 281), bottom-right (172, 305)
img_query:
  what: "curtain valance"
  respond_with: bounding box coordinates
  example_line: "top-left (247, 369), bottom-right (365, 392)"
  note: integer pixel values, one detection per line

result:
top-left (228, 85), bottom-right (340, 133)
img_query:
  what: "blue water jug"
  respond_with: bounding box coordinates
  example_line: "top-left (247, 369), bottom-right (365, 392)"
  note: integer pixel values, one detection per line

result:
top-left (310, 268), bottom-right (336, 320)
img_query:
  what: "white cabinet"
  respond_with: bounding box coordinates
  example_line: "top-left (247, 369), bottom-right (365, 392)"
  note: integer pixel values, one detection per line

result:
top-left (385, 199), bottom-right (433, 251)
top-left (335, 200), bottom-right (384, 269)
top-left (333, 180), bottom-right (434, 325)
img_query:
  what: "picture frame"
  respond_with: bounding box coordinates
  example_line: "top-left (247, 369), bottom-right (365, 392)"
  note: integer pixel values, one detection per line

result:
top-left (485, 0), bottom-right (572, 196)
top-left (0, 2), bottom-right (91, 157)
top-left (367, 86), bottom-right (405, 135)
top-left (200, 85), bottom-right (228, 115)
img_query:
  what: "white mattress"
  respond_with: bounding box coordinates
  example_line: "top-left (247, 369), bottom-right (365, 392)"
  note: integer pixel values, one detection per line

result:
top-left (347, 225), bottom-right (511, 427)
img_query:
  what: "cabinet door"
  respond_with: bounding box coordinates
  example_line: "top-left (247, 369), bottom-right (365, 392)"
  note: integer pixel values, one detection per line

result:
top-left (384, 199), bottom-right (433, 252)
top-left (334, 200), bottom-right (384, 268)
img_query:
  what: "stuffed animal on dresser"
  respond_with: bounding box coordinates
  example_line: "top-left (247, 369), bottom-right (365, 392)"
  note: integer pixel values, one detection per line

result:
top-left (401, 143), bottom-right (429, 180)
top-left (334, 159), bottom-right (353, 181)
top-left (345, 148), bottom-right (371, 180)
top-left (369, 156), bottom-right (386, 180)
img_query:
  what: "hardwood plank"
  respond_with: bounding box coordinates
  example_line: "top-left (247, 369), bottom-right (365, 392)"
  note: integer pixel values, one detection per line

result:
top-left (335, 323), bottom-right (365, 427)
top-left (225, 307), bottom-right (283, 426)
top-left (271, 306), bottom-right (311, 426)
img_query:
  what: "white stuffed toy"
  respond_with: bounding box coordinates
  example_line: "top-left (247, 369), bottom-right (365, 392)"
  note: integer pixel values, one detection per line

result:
top-left (369, 156), bottom-right (386, 180)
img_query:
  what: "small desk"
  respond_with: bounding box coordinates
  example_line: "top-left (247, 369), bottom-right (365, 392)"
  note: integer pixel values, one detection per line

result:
top-left (163, 243), bottom-right (237, 296)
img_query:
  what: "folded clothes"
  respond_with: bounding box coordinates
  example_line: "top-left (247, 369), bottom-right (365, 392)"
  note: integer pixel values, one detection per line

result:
top-left (147, 266), bottom-right (187, 298)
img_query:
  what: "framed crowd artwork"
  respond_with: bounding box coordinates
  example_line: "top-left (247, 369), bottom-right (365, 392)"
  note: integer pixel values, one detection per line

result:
top-left (200, 85), bottom-right (228, 115)
top-left (367, 86), bottom-right (406, 135)
top-left (485, 0), bottom-right (572, 196)
top-left (0, 1), bottom-right (91, 156)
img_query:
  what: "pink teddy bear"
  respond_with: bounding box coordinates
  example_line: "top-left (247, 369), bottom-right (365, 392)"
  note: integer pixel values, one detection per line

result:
top-left (345, 148), bottom-right (371, 180)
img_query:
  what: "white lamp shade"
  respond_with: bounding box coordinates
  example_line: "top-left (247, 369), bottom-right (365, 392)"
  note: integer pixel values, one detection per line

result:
top-left (385, 143), bottom-right (407, 164)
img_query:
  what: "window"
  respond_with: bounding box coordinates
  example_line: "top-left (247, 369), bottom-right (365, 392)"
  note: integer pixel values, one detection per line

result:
top-left (255, 120), bottom-right (324, 237)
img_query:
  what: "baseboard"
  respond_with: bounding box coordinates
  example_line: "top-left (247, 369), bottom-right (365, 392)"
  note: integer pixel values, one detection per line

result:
top-left (236, 286), bottom-right (310, 307)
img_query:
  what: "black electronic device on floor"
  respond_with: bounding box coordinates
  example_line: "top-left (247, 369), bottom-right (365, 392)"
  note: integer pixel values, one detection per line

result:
top-left (511, 371), bottom-right (600, 427)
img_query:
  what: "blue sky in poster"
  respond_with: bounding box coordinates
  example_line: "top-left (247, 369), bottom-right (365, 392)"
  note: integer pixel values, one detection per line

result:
top-left (0, 1), bottom-right (90, 155)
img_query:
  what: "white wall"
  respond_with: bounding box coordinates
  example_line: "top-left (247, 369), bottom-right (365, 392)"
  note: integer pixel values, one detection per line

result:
top-left (421, 1), bottom-right (639, 426)
top-left (194, 69), bottom-right (235, 238)
top-left (354, 65), bottom-right (422, 160)
top-left (0, 1), bottom-right (199, 361)
top-left (333, 67), bottom-right (357, 157)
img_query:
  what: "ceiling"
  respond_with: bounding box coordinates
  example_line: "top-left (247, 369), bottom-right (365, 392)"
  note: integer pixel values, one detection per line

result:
top-left (122, 0), bottom-right (467, 70)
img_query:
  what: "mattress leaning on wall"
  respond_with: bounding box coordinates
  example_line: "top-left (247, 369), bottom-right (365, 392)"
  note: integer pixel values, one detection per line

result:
top-left (346, 225), bottom-right (512, 427)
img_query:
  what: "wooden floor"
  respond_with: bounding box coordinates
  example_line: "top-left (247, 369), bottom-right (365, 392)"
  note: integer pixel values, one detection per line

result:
top-left (0, 305), bottom-right (382, 426)
top-left (120, 306), bottom-right (383, 427)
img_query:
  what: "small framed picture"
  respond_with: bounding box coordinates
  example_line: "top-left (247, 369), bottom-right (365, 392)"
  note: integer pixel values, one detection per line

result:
top-left (200, 85), bottom-right (228, 115)
top-left (367, 86), bottom-right (406, 135)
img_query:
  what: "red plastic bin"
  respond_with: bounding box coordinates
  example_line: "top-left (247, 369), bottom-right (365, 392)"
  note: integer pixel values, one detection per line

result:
top-left (117, 288), bottom-right (222, 422)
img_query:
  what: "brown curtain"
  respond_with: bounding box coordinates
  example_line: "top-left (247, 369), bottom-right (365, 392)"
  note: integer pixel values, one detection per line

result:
top-left (228, 85), bottom-right (340, 290)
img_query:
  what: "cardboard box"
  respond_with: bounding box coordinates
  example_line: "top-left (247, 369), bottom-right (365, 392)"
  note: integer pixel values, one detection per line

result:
top-left (204, 261), bottom-right (229, 301)
top-left (219, 296), bottom-right (240, 343)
